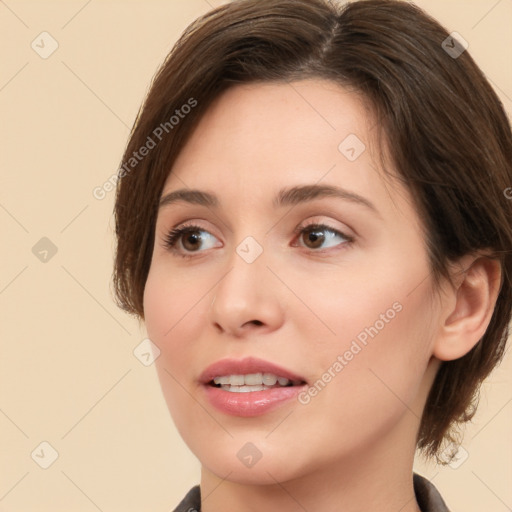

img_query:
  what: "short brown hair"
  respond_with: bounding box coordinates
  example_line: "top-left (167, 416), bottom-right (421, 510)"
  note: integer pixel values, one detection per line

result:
top-left (113, 0), bottom-right (512, 461)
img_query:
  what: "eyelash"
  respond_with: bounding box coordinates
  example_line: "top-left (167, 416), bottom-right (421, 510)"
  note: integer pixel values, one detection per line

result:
top-left (163, 221), bottom-right (354, 259)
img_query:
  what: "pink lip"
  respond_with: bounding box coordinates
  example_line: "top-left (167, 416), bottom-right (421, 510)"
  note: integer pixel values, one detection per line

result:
top-left (199, 356), bottom-right (307, 417)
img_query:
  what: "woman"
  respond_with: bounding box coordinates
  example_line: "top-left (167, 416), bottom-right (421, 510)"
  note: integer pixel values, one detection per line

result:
top-left (113, 1), bottom-right (512, 510)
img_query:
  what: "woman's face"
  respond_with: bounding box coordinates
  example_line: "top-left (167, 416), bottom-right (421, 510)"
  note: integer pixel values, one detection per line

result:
top-left (144, 79), bottom-right (443, 484)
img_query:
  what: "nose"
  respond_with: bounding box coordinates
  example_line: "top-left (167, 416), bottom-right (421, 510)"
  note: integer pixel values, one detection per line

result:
top-left (209, 246), bottom-right (285, 337)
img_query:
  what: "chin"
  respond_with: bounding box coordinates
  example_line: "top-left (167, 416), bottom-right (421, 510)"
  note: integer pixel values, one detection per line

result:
top-left (201, 455), bottom-right (301, 486)
top-left (193, 433), bottom-right (320, 486)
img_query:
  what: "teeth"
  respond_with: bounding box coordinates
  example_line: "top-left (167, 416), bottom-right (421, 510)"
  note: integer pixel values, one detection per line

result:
top-left (262, 373), bottom-right (278, 385)
top-left (221, 385), bottom-right (269, 393)
top-left (212, 373), bottom-right (292, 387)
top-left (244, 373), bottom-right (263, 385)
top-left (230, 375), bottom-right (245, 386)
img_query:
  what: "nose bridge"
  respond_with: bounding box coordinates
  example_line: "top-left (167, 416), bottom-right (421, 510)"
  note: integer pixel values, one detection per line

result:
top-left (217, 235), bottom-right (268, 302)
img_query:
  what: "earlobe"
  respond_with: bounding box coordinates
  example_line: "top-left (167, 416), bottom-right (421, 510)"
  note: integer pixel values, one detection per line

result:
top-left (433, 255), bottom-right (502, 361)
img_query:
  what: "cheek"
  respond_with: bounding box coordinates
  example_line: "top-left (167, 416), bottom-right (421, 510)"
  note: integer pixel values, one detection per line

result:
top-left (143, 267), bottom-right (204, 390)
top-left (290, 253), bottom-right (435, 360)
top-left (295, 261), bottom-right (436, 424)
top-left (143, 264), bottom-right (207, 341)
top-left (143, 266), bottom-right (210, 434)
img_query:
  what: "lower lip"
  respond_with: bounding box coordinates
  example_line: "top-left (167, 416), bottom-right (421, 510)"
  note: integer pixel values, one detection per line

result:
top-left (202, 384), bottom-right (306, 417)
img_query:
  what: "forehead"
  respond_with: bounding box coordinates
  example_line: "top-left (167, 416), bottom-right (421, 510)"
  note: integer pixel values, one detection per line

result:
top-left (168, 80), bottom-right (372, 180)
top-left (162, 79), bottom-right (413, 223)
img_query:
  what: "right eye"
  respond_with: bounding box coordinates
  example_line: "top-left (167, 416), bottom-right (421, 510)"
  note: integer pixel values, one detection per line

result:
top-left (164, 223), bottom-right (222, 258)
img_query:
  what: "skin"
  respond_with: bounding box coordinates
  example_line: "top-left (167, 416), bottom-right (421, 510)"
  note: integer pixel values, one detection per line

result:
top-left (143, 80), bottom-right (500, 512)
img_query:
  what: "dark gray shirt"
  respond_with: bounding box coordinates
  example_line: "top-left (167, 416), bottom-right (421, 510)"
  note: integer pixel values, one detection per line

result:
top-left (172, 473), bottom-right (449, 511)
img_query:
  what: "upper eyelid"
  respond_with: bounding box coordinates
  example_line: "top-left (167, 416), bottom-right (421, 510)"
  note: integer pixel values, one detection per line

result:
top-left (167, 219), bottom-right (347, 237)
top-left (170, 213), bottom-right (348, 231)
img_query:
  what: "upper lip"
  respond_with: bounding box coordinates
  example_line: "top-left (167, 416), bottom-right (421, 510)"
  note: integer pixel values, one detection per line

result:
top-left (199, 356), bottom-right (307, 385)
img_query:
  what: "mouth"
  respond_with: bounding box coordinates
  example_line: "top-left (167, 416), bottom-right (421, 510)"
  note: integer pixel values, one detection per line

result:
top-left (208, 372), bottom-right (306, 392)
top-left (199, 357), bottom-right (308, 416)
top-left (199, 356), bottom-right (307, 390)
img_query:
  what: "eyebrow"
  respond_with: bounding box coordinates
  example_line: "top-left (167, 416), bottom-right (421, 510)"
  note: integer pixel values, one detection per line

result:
top-left (159, 184), bottom-right (379, 216)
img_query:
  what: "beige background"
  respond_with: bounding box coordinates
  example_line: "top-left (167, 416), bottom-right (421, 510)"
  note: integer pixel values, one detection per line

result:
top-left (1, 0), bottom-right (511, 511)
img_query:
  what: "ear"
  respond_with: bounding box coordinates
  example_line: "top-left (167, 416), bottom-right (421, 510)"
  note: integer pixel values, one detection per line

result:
top-left (433, 254), bottom-right (502, 361)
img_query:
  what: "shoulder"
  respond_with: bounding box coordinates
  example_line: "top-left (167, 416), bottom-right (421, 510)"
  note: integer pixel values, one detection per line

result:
top-left (172, 485), bottom-right (201, 512)
top-left (413, 473), bottom-right (450, 512)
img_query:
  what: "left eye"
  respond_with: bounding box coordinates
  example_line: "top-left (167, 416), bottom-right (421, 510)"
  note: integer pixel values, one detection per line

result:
top-left (293, 223), bottom-right (352, 250)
